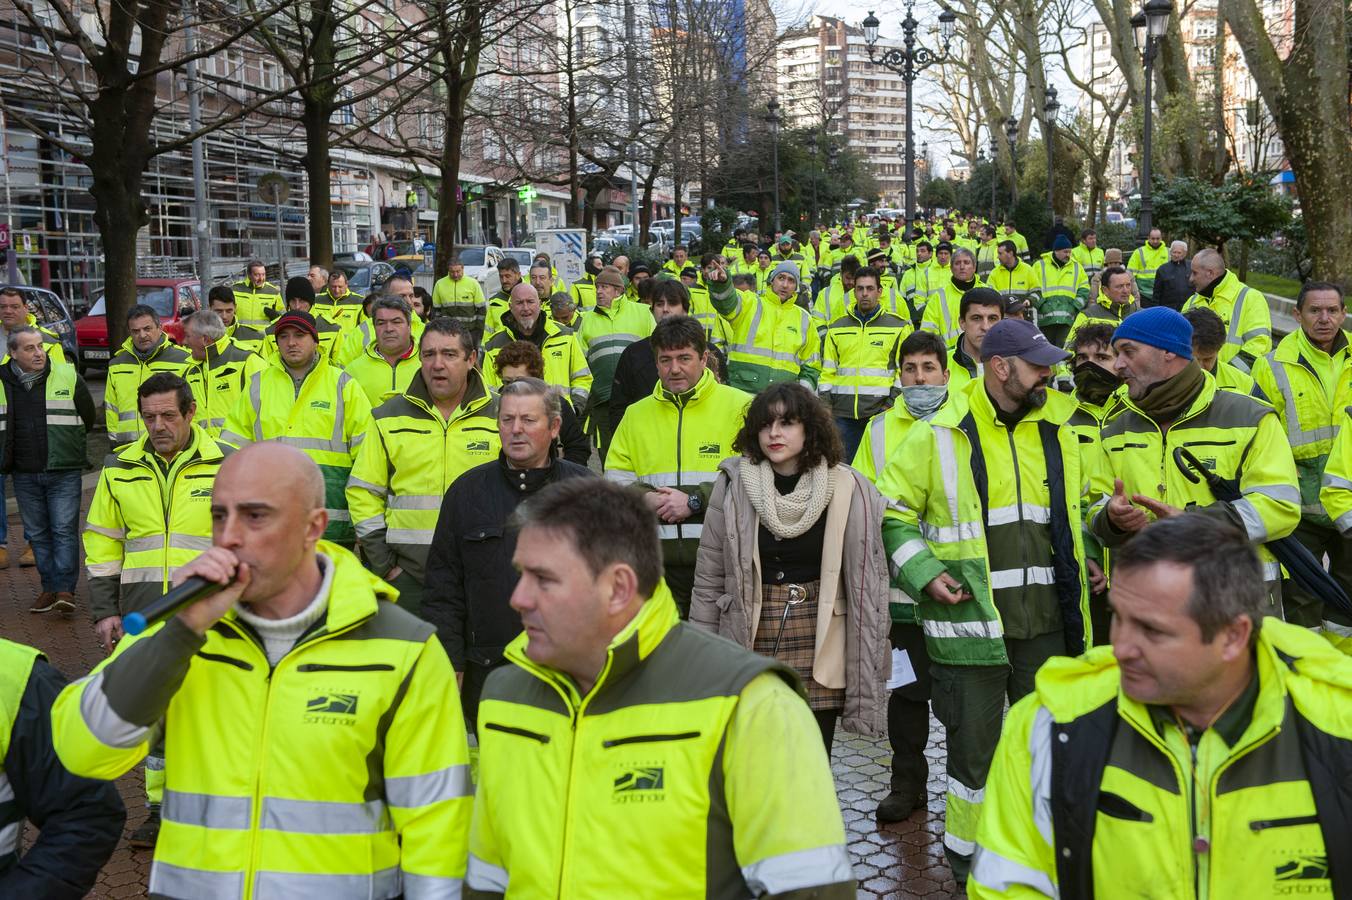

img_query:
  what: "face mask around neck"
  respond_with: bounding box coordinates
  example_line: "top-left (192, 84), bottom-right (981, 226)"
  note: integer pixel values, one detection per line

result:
top-left (901, 383), bottom-right (947, 419)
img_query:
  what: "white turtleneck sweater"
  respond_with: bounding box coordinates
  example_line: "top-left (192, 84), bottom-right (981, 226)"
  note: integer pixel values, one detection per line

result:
top-left (235, 554), bottom-right (335, 666)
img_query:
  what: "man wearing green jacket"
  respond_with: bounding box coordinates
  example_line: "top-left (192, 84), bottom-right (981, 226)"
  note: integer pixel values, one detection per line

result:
top-left (576, 266), bottom-right (653, 460)
top-left (877, 319), bottom-right (1090, 883)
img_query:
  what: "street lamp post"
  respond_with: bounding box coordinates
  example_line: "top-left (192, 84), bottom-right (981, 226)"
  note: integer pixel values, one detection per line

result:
top-left (808, 133), bottom-right (819, 227)
top-left (1005, 117), bottom-right (1018, 213)
top-left (825, 145), bottom-right (840, 222)
top-left (766, 99), bottom-right (782, 234)
top-left (990, 135), bottom-right (999, 218)
top-left (1043, 85), bottom-right (1060, 218)
top-left (1132, 0), bottom-right (1172, 238)
top-left (862, 3), bottom-right (957, 225)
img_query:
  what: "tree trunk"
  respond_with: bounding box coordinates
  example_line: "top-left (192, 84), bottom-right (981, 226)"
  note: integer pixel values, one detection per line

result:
top-left (302, 102), bottom-right (334, 269)
top-left (1224, 0), bottom-right (1352, 286)
top-left (435, 111), bottom-right (466, 280)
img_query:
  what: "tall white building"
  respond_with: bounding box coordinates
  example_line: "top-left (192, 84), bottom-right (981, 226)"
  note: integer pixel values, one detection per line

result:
top-left (777, 16), bottom-right (909, 206)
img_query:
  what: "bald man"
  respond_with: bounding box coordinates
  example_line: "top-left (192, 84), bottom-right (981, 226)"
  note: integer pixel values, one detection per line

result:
top-left (1182, 247), bottom-right (1271, 368)
top-left (481, 282), bottom-right (592, 410)
top-left (53, 443), bottom-right (472, 898)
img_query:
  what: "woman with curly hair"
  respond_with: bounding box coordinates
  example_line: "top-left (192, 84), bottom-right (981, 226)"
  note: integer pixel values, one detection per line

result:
top-left (691, 381), bottom-right (891, 749)
top-left (492, 340), bottom-right (591, 466)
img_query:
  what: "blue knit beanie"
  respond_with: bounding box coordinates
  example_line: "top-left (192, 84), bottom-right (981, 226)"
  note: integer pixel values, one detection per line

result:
top-left (1052, 234), bottom-right (1072, 251)
top-left (1112, 306), bottom-right (1193, 359)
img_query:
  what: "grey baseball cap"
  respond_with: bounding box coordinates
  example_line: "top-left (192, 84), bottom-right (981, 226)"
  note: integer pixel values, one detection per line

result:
top-left (980, 318), bottom-right (1071, 365)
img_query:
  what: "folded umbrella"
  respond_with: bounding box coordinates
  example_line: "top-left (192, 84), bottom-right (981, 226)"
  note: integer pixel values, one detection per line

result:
top-left (1172, 446), bottom-right (1352, 618)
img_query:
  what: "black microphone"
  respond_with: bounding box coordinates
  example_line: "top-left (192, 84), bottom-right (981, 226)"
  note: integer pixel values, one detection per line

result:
top-left (123, 577), bottom-right (230, 636)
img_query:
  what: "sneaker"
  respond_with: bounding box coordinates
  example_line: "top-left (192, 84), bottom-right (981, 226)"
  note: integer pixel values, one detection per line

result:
top-left (876, 788), bottom-right (927, 822)
top-left (28, 592), bottom-right (58, 614)
top-left (17, 545), bottom-right (34, 567)
top-left (52, 592), bottom-right (77, 615)
top-left (129, 808), bottom-right (161, 849)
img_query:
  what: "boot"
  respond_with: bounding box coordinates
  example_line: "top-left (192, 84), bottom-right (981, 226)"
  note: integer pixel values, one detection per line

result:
top-left (128, 807), bottom-right (161, 849)
top-left (52, 592), bottom-right (77, 615)
top-left (17, 545), bottom-right (35, 567)
top-left (28, 592), bottom-right (58, 614)
top-left (876, 786), bottom-right (928, 822)
top-left (0, 547), bottom-right (10, 567)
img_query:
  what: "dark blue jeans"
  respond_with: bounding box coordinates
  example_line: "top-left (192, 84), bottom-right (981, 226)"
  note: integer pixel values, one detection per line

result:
top-left (834, 416), bottom-right (867, 463)
top-left (12, 470), bottom-right (82, 593)
top-left (0, 472), bottom-right (8, 544)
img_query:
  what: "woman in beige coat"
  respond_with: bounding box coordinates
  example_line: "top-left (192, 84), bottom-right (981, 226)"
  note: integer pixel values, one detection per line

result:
top-left (691, 382), bottom-right (891, 748)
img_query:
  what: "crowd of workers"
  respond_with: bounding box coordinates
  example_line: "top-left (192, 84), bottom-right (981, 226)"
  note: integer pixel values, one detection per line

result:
top-left (1, 208), bottom-right (1350, 898)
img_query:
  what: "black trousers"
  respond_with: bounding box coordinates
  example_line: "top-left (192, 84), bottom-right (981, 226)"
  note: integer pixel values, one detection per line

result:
top-left (887, 621), bottom-right (933, 794)
top-left (461, 658), bottom-right (509, 734)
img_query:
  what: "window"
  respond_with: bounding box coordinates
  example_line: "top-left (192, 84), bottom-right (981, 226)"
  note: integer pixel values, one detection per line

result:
top-left (261, 60), bottom-right (280, 92)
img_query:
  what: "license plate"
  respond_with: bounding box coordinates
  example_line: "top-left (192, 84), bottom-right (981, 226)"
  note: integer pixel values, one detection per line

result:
top-left (83, 349), bottom-right (109, 360)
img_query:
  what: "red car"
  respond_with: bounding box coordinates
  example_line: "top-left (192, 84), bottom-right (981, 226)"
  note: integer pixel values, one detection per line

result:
top-left (75, 278), bottom-right (202, 372)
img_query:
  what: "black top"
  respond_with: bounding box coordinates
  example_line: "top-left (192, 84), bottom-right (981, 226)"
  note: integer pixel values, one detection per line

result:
top-left (758, 471), bottom-right (826, 584)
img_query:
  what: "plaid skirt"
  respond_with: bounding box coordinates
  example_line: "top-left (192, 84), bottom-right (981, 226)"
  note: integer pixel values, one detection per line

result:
top-left (752, 580), bottom-right (845, 711)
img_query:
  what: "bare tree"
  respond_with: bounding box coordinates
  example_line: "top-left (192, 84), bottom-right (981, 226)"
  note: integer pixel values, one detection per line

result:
top-left (4, 0), bottom-right (298, 345)
top-left (1223, 0), bottom-right (1352, 283)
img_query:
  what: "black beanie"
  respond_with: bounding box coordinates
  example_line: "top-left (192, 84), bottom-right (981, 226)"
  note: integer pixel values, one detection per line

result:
top-left (286, 276), bottom-right (316, 304)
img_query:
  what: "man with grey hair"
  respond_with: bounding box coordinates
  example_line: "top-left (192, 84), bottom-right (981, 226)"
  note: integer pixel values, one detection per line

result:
top-left (344, 295), bottom-right (420, 404)
top-left (921, 245), bottom-right (985, 342)
top-left (1183, 246), bottom-right (1271, 369)
top-left (422, 376), bottom-right (594, 729)
top-left (182, 309), bottom-right (265, 439)
top-left (306, 264), bottom-right (330, 295)
top-left (973, 515), bottom-right (1352, 897)
top-left (1151, 239), bottom-right (1193, 311)
top-left (0, 326), bottom-right (95, 613)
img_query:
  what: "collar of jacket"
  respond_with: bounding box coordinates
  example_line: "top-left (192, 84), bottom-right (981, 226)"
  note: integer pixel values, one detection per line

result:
top-left (1197, 269), bottom-right (1234, 300)
top-left (362, 335), bottom-right (417, 363)
top-left (654, 366), bottom-right (716, 407)
top-left (226, 542), bottom-right (396, 641)
top-left (204, 334), bottom-right (235, 362)
top-left (503, 581), bottom-right (682, 708)
top-left (1118, 366), bottom-right (1217, 426)
top-left (496, 452), bottom-right (562, 494)
top-left (1094, 293), bottom-right (1138, 319)
top-left (404, 366), bottom-right (493, 419)
top-left (1285, 323), bottom-right (1349, 365)
top-left (118, 333), bottom-right (175, 360)
top-left (119, 421), bottom-right (221, 467)
top-left (759, 287), bottom-right (800, 308)
top-left (934, 376), bottom-right (1074, 429)
top-left (268, 350), bottom-right (329, 382)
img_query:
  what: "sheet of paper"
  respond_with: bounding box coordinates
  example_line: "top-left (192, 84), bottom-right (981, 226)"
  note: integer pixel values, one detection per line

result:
top-left (887, 648), bottom-right (917, 690)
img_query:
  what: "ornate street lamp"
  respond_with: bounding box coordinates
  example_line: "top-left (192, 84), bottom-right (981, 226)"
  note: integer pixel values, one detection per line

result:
top-left (1044, 85), bottom-right (1060, 217)
top-left (1005, 116), bottom-right (1018, 211)
top-left (1133, 0), bottom-right (1172, 237)
top-left (766, 99), bottom-right (782, 234)
top-left (861, 3), bottom-right (957, 223)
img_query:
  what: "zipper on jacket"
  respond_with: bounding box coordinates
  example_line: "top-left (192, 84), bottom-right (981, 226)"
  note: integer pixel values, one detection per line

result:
top-left (557, 650), bottom-right (618, 896)
top-left (1005, 427), bottom-right (1029, 587)
top-left (1250, 814), bottom-right (1319, 831)
top-left (675, 399), bottom-right (685, 540)
top-left (195, 651), bottom-right (255, 671)
top-left (602, 730), bottom-right (700, 748)
top-left (482, 722), bottom-right (551, 744)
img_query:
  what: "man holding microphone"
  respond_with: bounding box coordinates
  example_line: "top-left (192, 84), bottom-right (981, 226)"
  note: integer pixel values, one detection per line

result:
top-left (52, 442), bottom-right (471, 899)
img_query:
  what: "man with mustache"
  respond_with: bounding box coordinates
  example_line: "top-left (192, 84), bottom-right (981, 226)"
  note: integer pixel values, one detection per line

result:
top-left (878, 318), bottom-right (1091, 885)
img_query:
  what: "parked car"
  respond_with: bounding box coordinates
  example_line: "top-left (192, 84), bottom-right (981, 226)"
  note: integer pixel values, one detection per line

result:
top-left (332, 259), bottom-right (395, 296)
top-left (75, 278), bottom-right (201, 373)
top-left (0, 284), bottom-right (78, 359)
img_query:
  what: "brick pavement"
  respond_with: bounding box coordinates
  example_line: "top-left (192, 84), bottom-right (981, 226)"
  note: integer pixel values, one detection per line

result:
top-left (1, 491), bottom-right (960, 899)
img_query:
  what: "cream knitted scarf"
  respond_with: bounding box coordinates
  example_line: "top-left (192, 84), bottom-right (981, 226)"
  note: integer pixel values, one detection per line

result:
top-left (739, 458), bottom-right (834, 539)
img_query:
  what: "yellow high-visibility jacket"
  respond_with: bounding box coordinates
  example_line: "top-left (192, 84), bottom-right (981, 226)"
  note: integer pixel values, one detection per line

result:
top-left (83, 424), bottom-right (230, 621)
top-left (467, 584), bottom-right (853, 899)
top-left (53, 545), bottom-right (471, 900)
top-left (347, 369), bottom-right (500, 583)
top-left (221, 355), bottom-right (372, 544)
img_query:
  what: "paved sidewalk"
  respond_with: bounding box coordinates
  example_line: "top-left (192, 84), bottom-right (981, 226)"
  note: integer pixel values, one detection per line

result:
top-left (0, 492), bottom-right (960, 898)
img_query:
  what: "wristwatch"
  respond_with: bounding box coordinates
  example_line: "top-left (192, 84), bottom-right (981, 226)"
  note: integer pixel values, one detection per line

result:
top-left (687, 492), bottom-right (703, 514)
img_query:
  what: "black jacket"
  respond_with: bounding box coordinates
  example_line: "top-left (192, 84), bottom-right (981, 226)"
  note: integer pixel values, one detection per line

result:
top-left (557, 399), bottom-right (591, 466)
top-left (1, 656), bottom-right (125, 898)
top-left (610, 337), bottom-right (659, 434)
top-left (1151, 259), bottom-right (1192, 311)
top-left (0, 360), bottom-right (96, 474)
top-left (422, 454), bottom-right (595, 668)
